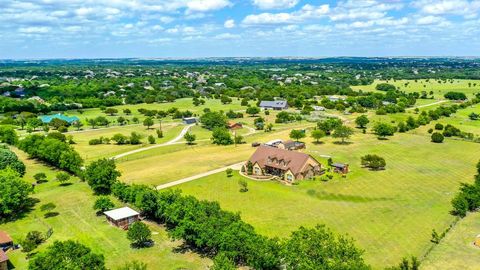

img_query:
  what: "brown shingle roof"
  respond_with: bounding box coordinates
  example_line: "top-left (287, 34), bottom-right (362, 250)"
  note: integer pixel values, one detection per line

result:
top-left (0, 231), bottom-right (13, 245)
top-left (0, 250), bottom-right (7, 263)
top-left (248, 145), bottom-right (317, 176)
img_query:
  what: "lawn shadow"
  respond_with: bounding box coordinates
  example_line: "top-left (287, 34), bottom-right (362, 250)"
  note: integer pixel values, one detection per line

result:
top-left (36, 179), bottom-right (48, 184)
top-left (333, 141), bottom-right (353, 145)
top-left (44, 212), bottom-right (59, 218)
top-left (312, 141), bottom-right (325, 145)
top-left (59, 182), bottom-right (73, 187)
top-left (173, 242), bottom-right (212, 258)
top-left (307, 189), bottom-right (392, 203)
top-left (0, 197), bottom-right (39, 224)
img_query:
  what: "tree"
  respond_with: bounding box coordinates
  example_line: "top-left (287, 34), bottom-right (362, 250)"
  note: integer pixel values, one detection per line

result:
top-left (129, 132), bottom-right (142, 145)
top-left (373, 122), bottom-right (396, 139)
top-left (254, 117), bottom-right (265, 130)
top-left (211, 128), bottom-right (233, 145)
top-left (0, 168), bottom-right (33, 219)
top-left (156, 129), bottom-right (163, 138)
top-left (143, 117), bottom-right (154, 129)
top-left (451, 194), bottom-right (468, 217)
top-left (117, 261), bottom-right (148, 270)
top-left (431, 132), bottom-right (444, 143)
top-left (93, 196), bottom-right (114, 214)
top-left (27, 118), bottom-right (43, 131)
top-left (34, 172), bottom-right (47, 183)
top-left (0, 126), bottom-right (18, 145)
top-left (85, 158), bottom-right (121, 194)
top-left (73, 121), bottom-right (83, 131)
top-left (28, 240), bottom-right (106, 270)
top-left (184, 132), bottom-right (196, 145)
top-left (434, 123), bottom-right (444, 130)
top-left (332, 125), bottom-right (354, 143)
top-left (444, 91), bottom-right (467, 100)
top-left (317, 118), bottom-right (342, 135)
top-left (104, 108), bottom-right (118, 116)
top-left (355, 115), bottom-right (369, 128)
top-left (56, 172), bottom-right (70, 184)
top-left (112, 133), bottom-right (128, 145)
top-left (127, 222), bottom-right (152, 248)
top-left (361, 154), bottom-right (386, 170)
top-left (289, 129), bottom-right (306, 142)
top-left (200, 111), bottom-right (227, 130)
top-left (0, 147), bottom-right (26, 176)
top-left (239, 179), bottom-right (248, 192)
top-left (375, 83), bottom-right (396, 91)
top-left (226, 168), bottom-right (233, 177)
top-left (246, 106), bottom-right (260, 116)
top-left (148, 135), bottom-right (156, 144)
top-left (310, 129), bottom-right (325, 144)
top-left (211, 253), bottom-right (236, 270)
top-left (282, 225), bottom-right (369, 270)
top-left (469, 112), bottom-right (479, 120)
top-left (21, 231), bottom-right (45, 253)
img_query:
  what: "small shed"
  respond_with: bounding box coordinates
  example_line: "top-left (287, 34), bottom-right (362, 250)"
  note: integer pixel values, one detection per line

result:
top-left (0, 231), bottom-right (13, 249)
top-left (183, 117), bottom-right (197, 124)
top-left (104, 207), bottom-right (140, 229)
top-left (332, 163), bottom-right (349, 174)
top-left (0, 250), bottom-right (7, 270)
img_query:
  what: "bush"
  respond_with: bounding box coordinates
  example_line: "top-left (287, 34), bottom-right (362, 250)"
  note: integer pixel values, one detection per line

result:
top-left (211, 128), bottom-right (233, 145)
top-left (93, 196), bottom-right (114, 213)
top-left (361, 154), bottom-right (386, 170)
top-left (435, 123), bottom-right (444, 130)
top-left (431, 132), bottom-right (444, 143)
top-left (428, 128), bottom-right (433, 134)
top-left (127, 222), bottom-right (152, 248)
top-left (89, 138), bottom-right (103, 145)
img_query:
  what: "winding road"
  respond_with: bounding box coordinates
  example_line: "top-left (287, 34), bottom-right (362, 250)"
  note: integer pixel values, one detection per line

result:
top-left (112, 124), bottom-right (195, 160)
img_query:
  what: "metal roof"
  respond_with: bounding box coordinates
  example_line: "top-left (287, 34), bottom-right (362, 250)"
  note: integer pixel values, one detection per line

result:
top-left (259, 100), bottom-right (287, 108)
top-left (104, 207), bottom-right (139, 221)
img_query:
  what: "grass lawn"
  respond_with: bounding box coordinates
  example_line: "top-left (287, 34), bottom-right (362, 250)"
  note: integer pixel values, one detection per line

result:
top-left (116, 121), bottom-right (316, 185)
top-left (174, 130), bottom-right (479, 268)
top-left (70, 122), bottom-right (184, 162)
top-left (352, 79), bottom-right (480, 99)
top-left (0, 148), bottom-right (210, 270)
top-left (422, 212), bottom-right (480, 269)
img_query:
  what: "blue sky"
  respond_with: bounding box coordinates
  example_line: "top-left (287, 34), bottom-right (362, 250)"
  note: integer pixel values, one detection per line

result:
top-left (1, 0), bottom-right (480, 59)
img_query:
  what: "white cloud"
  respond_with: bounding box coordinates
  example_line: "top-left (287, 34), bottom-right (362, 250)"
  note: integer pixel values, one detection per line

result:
top-left (18, 26), bottom-right (51, 33)
top-left (186, 0), bottom-right (232, 13)
top-left (242, 4), bottom-right (329, 25)
top-left (224, 19), bottom-right (235, 28)
top-left (252, 0), bottom-right (299, 10)
top-left (416, 15), bottom-right (447, 25)
top-left (214, 33), bottom-right (240, 39)
top-left (413, 0), bottom-right (480, 18)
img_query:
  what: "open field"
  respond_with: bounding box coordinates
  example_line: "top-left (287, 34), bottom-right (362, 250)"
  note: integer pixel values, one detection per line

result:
top-left (0, 148), bottom-right (210, 270)
top-left (352, 79), bottom-right (480, 99)
top-left (116, 121), bottom-right (315, 185)
top-left (422, 212), bottom-right (480, 269)
top-left (173, 130), bottom-right (479, 268)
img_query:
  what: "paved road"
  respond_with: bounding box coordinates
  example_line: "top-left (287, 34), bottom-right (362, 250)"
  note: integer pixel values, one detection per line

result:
top-left (113, 124), bottom-right (194, 159)
top-left (156, 162), bottom-right (244, 190)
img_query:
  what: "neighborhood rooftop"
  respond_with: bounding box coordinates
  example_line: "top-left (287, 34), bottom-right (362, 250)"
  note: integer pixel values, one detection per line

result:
top-left (259, 100), bottom-right (287, 108)
top-left (0, 231), bottom-right (12, 245)
top-left (104, 207), bottom-right (139, 221)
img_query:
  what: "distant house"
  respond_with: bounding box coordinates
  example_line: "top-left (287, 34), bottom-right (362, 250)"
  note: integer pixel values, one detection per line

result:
top-left (332, 163), bottom-right (349, 174)
top-left (0, 231), bottom-right (13, 250)
top-left (104, 207), bottom-right (140, 229)
top-left (0, 250), bottom-right (7, 270)
top-left (228, 122), bottom-right (243, 130)
top-left (183, 117), bottom-right (197, 124)
top-left (327, 95), bottom-right (346, 102)
top-left (39, 113), bottom-right (80, 124)
top-left (243, 145), bottom-right (323, 183)
top-left (259, 100), bottom-right (288, 110)
top-left (278, 140), bottom-right (306, 151)
top-left (264, 139), bottom-right (283, 147)
top-left (312, 106), bottom-right (326, 111)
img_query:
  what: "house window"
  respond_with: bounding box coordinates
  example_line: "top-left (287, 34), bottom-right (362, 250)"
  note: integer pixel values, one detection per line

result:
top-left (286, 174), bottom-right (293, 182)
top-left (254, 167), bottom-right (260, 175)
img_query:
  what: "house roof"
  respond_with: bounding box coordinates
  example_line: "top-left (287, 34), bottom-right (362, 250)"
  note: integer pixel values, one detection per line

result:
top-left (104, 207), bottom-right (139, 221)
top-left (39, 113), bottom-right (80, 124)
top-left (282, 140), bottom-right (305, 148)
top-left (259, 100), bottom-right (287, 108)
top-left (0, 250), bottom-right (7, 263)
top-left (0, 231), bottom-right (12, 245)
top-left (247, 145), bottom-right (318, 176)
top-left (332, 163), bottom-right (348, 168)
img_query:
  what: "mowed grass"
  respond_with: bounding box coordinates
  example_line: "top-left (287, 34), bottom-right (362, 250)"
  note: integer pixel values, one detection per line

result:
top-left (70, 122), bottom-right (184, 161)
top-left (64, 97), bottom-right (249, 125)
top-left (0, 149), bottom-right (210, 270)
top-left (116, 121), bottom-right (315, 185)
top-left (352, 79), bottom-right (480, 99)
top-left (174, 130), bottom-right (479, 268)
top-left (422, 212), bottom-right (480, 270)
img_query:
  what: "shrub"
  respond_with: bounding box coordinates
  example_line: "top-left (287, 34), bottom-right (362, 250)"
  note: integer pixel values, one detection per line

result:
top-left (431, 132), bottom-right (444, 143)
top-left (435, 123), bottom-right (444, 130)
top-left (360, 154), bottom-right (386, 170)
top-left (127, 222), bottom-right (152, 248)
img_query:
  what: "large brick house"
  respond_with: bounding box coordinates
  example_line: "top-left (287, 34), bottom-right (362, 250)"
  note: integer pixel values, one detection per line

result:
top-left (243, 145), bottom-right (323, 182)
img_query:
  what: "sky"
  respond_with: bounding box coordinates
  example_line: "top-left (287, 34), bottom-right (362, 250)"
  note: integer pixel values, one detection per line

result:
top-left (1, 0), bottom-right (480, 59)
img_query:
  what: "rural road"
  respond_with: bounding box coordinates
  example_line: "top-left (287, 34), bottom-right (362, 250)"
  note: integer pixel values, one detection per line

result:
top-left (156, 162), bottom-right (244, 190)
top-left (112, 124), bottom-right (194, 159)
top-left (406, 100), bottom-right (448, 110)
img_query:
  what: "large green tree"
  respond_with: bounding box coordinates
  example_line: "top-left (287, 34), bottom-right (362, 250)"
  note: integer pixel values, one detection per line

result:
top-left (332, 125), bottom-right (354, 143)
top-left (0, 168), bottom-right (33, 220)
top-left (282, 225), bottom-right (369, 270)
top-left (28, 240), bottom-right (106, 270)
top-left (85, 158), bottom-right (121, 194)
top-left (127, 222), bottom-right (152, 247)
top-left (0, 147), bottom-right (26, 176)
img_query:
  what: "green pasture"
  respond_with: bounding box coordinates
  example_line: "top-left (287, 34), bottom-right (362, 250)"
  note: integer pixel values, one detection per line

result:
top-left (0, 148), bottom-right (210, 270)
